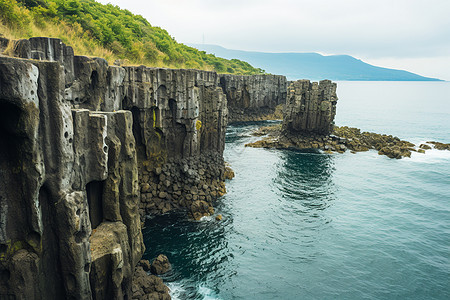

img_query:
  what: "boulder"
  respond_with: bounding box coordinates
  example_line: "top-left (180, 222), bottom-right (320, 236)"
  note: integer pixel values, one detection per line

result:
top-left (224, 165), bottom-right (235, 180)
top-left (150, 255), bottom-right (171, 275)
top-left (139, 260), bottom-right (152, 272)
top-left (132, 265), bottom-right (170, 300)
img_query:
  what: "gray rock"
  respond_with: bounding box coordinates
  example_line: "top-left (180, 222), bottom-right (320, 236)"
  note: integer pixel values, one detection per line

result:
top-left (282, 79), bottom-right (338, 135)
top-left (150, 254), bottom-right (171, 275)
top-left (0, 47), bottom-right (143, 299)
top-left (220, 74), bottom-right (287, 123)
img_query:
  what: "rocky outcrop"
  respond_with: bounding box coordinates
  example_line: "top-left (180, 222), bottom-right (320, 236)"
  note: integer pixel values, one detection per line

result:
top-left (219, 74), bottom-right (287, 122)
top-left (246, 79), bottom-right (340, 153)
top-left (119, 67), bottom-right (228, 219)
top-left (132, 265), bottom-right (170, 300)
top-left (0, 52), bottom-right (144, 299)
top-left (245, 80), bottom-right (438, 159)
top-left (150, 254), bottom-right (171, 275)
top-left (282, 79), bottom-right (337, 135)
top-left (333, 126), bottom-right (416, 158)
top-left (246, 124), bottom-right (430, 159)
top-left (426, 141), bottom-right (450, 150)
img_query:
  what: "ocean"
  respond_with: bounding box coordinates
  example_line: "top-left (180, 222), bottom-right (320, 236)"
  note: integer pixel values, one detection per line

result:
top-left (142, 81), bottom-right (450, 299)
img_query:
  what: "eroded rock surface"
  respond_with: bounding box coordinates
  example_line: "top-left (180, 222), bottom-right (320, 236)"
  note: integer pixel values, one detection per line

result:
top-left (282, 79), bottom-right (337, 135)
top-left (0, 36), bottom-right (265, 299)
top-left (220, 74), bottom-right (287, 122)
top-left (132, 265), bottom-right (170, 300)
top-left (0, 49), bottom-right (145, 299)
top-left (117, 67), bottom-right (229, 219)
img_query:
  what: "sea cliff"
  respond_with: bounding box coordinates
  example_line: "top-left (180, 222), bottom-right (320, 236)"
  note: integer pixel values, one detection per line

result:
top-left (3, 37), bottom-right (445, 300)
top-left (0, 37), bottom-right (288, 299)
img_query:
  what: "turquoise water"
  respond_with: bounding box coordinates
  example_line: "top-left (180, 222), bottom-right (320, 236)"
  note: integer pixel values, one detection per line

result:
top-left (143, 82), bottom-right (450, 299)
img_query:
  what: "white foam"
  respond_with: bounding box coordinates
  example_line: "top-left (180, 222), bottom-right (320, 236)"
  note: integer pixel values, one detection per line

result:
top-left (409, 148), bottom-right (450, 163)
top-left (167, 282), bottom-right (185, 300)
top-left (198, 285), bottom-right (221, 300)
top-left (199, 215), bottom-right (213, 222)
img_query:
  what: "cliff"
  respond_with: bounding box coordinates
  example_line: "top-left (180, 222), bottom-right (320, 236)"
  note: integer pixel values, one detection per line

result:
top-left (0, 37), bottom-right (227, 299)
top-left (0, 37), bottom-right (293, 299)
top-left (219, 74), bottom-right (287, 122)
top-left (246, 79), bottom-right (341, 151)
top-left (0, 54), bottom-right (145, 298)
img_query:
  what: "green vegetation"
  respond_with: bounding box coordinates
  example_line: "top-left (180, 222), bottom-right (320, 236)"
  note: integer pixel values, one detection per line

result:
top-left (0, 0), bottom-right (265, 74)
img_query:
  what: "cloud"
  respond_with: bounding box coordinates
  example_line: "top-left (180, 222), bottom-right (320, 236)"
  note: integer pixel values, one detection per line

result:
top-left (99, 0), bottom-right (450, 56)
top-left (97, 0), bottom-right (450, 79)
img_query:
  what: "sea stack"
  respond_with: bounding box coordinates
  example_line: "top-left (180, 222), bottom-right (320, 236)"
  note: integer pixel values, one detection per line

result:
top-left (282, 79), bottom-right (338, 136)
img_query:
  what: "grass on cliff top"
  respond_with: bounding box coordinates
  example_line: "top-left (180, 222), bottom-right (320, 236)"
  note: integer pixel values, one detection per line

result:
top-left (0, 0), bottom-right (265, 75)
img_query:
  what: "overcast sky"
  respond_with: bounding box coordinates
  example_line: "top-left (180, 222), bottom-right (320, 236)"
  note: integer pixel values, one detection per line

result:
top-left (98, 0), bottom-right (450, 80)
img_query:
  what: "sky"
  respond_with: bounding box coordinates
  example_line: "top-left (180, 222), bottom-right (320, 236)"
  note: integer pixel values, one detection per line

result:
top-left (98, 0), bottom-right (450, 80)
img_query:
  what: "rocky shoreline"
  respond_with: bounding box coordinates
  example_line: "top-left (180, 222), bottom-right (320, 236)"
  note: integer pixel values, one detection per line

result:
top-left (246, 124), bottom-right (450, 159)
top-left (245, 78), bottom-right (450, 159)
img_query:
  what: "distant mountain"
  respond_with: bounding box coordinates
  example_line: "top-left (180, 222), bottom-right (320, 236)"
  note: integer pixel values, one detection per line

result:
top-left (190, 44), bottom-right (441, 81)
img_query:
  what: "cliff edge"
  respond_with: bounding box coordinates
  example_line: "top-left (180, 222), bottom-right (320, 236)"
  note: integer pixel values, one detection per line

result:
top-left (0, 37), bottom-right (288, 299)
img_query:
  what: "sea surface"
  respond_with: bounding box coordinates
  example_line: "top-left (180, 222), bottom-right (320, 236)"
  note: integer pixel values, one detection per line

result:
top-left (142, 81), bottom-right (450, 300)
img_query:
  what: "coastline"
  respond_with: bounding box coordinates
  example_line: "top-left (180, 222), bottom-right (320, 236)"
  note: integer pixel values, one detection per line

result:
top-left (1, 37), bottom-right (449, 299)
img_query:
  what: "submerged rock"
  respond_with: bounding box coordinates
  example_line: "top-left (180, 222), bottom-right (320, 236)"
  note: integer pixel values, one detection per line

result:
top-left (224, 164), bottom-right (235, 179)
top-left (419, 144), bottom-right (432, 150)
top-left (427, 141), bottom-right (450, 150)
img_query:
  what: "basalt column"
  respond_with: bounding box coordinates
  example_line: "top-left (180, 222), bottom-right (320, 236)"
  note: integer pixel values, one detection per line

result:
top-left (0, 51), bottom-right (144, 299)
top-left (121, 67), bottom-right (228, 219)
top-left (282, 79), bottom-right (338, 136)
top-left (220, 74), bottom-right (287, 123)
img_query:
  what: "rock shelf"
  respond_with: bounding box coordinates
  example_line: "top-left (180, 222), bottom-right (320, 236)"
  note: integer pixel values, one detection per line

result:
top-left (247, 124), bottom-right (449, 159)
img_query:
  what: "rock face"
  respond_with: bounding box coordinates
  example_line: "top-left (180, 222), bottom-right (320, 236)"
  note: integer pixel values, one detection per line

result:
top-left (219, 74), bottom-right (287, 123)
top-left (0, 51), bottom-right (144, 299)
top-left (119, 67), bottom-right (228, 219)
top-left (0, 36), bottom-right (237, 299)
top-left (282, 79), bottom-right (338, 135)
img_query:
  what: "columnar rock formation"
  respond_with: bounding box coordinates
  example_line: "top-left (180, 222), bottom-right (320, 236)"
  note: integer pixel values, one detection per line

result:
top-left (282, 79), bottom-right (338, 135)
top-left (0, 54), bottom-right (144, 298)
top-left (0, 37), bottom-right (226, 299)
top-left (119, 67), bottom-right (229, 218)
top-left (220, 74), bottom-right (287, 122)
top-left (0, 37), bottom-right (295, 299)
top-left (246, 79), bottom-right (341, 152)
